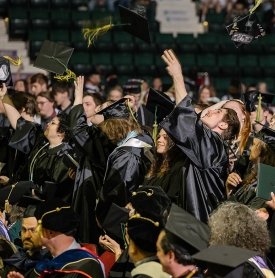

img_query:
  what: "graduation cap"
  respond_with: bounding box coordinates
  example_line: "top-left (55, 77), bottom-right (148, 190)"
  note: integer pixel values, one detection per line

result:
top-left (0, 57), bottom-right (12, 87)
top-left (254, 122), bottom-right (275, 151)
top-left (130, 185), bottom-right (171, 227)
top-left (193, 245), bottom-right (258, 277)
top-left (146, 88), bottom-right (174, 124)
top-left (127, 213), bottom-right (161, 253)
top-left (101, 203), bottom-right (129, 242)
top-left (226, 12), bottom-right (265, 48)
top-left (33, 40), bottom-right (76, 82)
top-left (82, 4), bottom-right (151, 47)
top-left (17, 195), bottom-right (44, 218)
top-left (165, 203), bottom-right (210, 255)
top-left (34, 198), bottom-right (79, 234)
top-left (97, 97), bottom-right (130, 120)
top-left (123, 79), bottom-right (144, 95)
top-left (0, 181), bottom-right (34, 213)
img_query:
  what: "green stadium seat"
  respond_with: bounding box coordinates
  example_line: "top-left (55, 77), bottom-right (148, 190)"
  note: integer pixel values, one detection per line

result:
top-left (91, 52), bottom-right (113, 73)
top-left (71, 10), bottom-right (91, 28)
top-left (134, 53), bottom-right (156, 75)
top-left (93, 31), bottom-right (113, 51)
top-left (214, 77), bottom-right (231, 95)
top-left (112, 53), bottom-right (134, 75)
top-left (135, 36), bottom-right (156, 53)
top-left (155, 33), bottom-right (176, 52)
top-left (176, 33), bottom-right (198, 53)
top-left (218, 54), bottom-right (239, 76)
top-left (30, 8), bottom-right (50, 29)
top-left (50, 9), bottom-right (71, 28)
top-left (259, 55), bottom-right (275, 77)
top-left (0, 0), bottom-right (8, 18)
top-left (8, 8), bottom-right (29, 39)
top-left (178, 53), bottom-right (197, 75)
top-left (197, 54), bottom-right (217, 75)
top-left (239, 55), bottom-right (260, 76)
top-left (51, 0), bottom-right (70, 8)
top-left (71, 30), bottom-right (87, 50)
top-left (70, 51), bottom-right (91, 65)
top-left (113, 32), bottom-right (135, 51)
top-left (30, 0), bottom-right (49, 7)
top-left (197, 33), bottom-right (220, 52)
top-left (49, 29), bottom-right (70, 42)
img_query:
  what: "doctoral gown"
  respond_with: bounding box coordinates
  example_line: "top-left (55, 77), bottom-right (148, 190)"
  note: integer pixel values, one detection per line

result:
top-left (6, 117), bottom-right (77, 202)
top-left (160, 96), bottom-right (228, 223)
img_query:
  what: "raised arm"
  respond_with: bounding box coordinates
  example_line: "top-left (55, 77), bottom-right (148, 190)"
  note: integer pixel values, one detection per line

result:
top-left (161, 49), bottom-right (188, 105)
top-left (0, 83), bottom-right (21, 129)
top-left (73, 75), bottom-right (84, 106)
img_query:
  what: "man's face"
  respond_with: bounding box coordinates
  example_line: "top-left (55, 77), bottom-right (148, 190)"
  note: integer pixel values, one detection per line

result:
top-left (21, 217), bottom-right (39, 250)
top-left (31, 82), bottom-right (47, 96)
top-left (83, 95), bottom-right (97, 119)
top-left (156, 230), bottom-right (171, 274)
top-left (200, 108), bottom-right (228, 130)
top-left (54, 91), bottom-right (68, 106)
top-left (36, 96), bottom-right (54, 118)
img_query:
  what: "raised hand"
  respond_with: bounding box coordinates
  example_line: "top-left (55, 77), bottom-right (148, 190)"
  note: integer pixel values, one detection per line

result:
top-left (161, 49), bottom-right (183, 80)
top-left (0, 83), bottom-right (7, 100)
top-left (73, 76), bottom-right (84, 106)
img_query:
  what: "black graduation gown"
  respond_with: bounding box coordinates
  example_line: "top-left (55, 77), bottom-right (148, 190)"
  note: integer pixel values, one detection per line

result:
top-left (7, 117), bottom-right (77, 202)
top-left (96, 133), bottom-right (153, 225)
top-left (144, 156), bottom-right (187, 207)
top-left (160, 96), bottom-right (228, 223)
top-left (69, 105), bottom-right (113, 243)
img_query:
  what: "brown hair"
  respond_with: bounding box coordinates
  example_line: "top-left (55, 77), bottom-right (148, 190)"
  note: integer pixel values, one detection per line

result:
top-left (83, 92), bottom-right (104, 107)
top-left (30, 73), bottom-right (48, 86)
top-left (98, 118), bottom-right (142, 145)
top-left (197, 85), bottom-right (216, 104)
top-left (36, 91), bottom-right (54, 103)
top-left (221, 108), bottom-right (240, 141)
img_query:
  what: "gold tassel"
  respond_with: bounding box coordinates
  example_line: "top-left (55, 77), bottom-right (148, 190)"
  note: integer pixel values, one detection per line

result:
top-left (152, 106), bottom-right (158, 145)
top-left (4, 183), bottom-right (17, 213)
top-left (126, 99), bottom-right (139, 125)
top-left (54, 69), bottom-right (77, 82)
top-left (3, 56), bottom-right (22, 66)
top-left (256, 93), bottom-right (262, 122)
top-left (249, 0), bottom-right (262, 14)
top-left (82, 22), bottom-right (113, 47)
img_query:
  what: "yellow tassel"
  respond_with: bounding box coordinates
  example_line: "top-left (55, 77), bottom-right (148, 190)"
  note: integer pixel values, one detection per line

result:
top-left (3, 56), bottom-right (22, 66)
top-left (249, 0), bottom-right (262, 14)
top-left (256, 93), bottom-right (262, 122)
top-left (82, 23), bottom-right (113, 47)
top-left (54, 69), bottom-right (77, 82)
top-left (152, 106), bottom-right (158, 145)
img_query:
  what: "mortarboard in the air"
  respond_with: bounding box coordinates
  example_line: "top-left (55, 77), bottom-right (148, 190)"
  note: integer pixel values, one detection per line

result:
top-left (33, 40), bottom-right (76, 82)
top-left (0, 55), bottom-right (22, 87)
top-left (165, 203), bottom-right (210, 255)
top-left (226, 11), bottom-right (265, 48)
top-left (0, 57), bottom-right (12, 87)
top-left (146, 88), bottom-right (175, 124)
top-left (82, 5), bottom-right (151, 47)
top-left (256, 163), bottom-right (275, 200)
top-left (101, 203), bottom-right (129, 242)
top-left (193, 245), bottom-right (259, 277)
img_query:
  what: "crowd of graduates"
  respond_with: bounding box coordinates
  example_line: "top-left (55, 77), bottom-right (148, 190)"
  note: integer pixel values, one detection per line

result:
top-left (0, 48), bottom-right (275, 278)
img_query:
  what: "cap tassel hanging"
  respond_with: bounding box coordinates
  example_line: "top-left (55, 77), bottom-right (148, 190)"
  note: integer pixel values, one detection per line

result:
top-left (152, 106), bottom-right (158, 145)
top-left (3, 56), bottom-right (22, 66)
top-left (249, 0), bottom-right (262, 14)
top-left (256, 93), bottom-right (262, 122)
top-left (4, 183), bottom-right (17, 214)
top-left (126, 99), bottom-right (139, 125)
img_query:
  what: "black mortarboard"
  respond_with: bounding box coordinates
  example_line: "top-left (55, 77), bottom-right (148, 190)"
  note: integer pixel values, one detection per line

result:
top-left (0, 57), bottom-right (12, 87)
top-left (0, 181), bottom-right (33, 212)
top-left (123, 79), bottom-right (144, 95)
top-left (256, 163), bottom-right (275, 200)
top-left (165, 203), bottom-right (210, 255)
top-left (33, 40), bottom-right (76, 81)
top-left (226, 13), bottom-right (265, 48)
top-left (127, 213), bottom-right (161, 253)
top-left (101, 203), bottom-right (129, 241)
top-left (17, 196), bottom-right (44, 218)
top-left (193, 245), bottom-right (258, 277)
top-left (130, 185), bottom-right (171, 227)
top-left (118, 5), bottom-right (151, 44)
top-left (34, 198), bottom-right (79, 234)
top-left (146, 88), bottom-right (175, 124)
top-left (254, 123), bottom-right (275, 152)
top-left (97, 97), bottom-right (130, 119)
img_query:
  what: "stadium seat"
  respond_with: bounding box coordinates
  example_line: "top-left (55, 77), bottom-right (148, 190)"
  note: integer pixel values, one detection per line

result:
top-left (176, 34), bottom-right (198, 53)
top-left (113, 32), bottom-right (135, 51)
top-left (112, 53), bottom-right (134, 75)
top-left (155, 33), bottom-right (176, 52)
top-left (134, 53), bottom-right (156, 75)
top-left (8, 7), bottom-right (29, 39)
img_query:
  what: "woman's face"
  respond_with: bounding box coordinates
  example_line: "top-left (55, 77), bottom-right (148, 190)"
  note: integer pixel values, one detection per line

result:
top-left (156, 129), bottom-right (170, 154)
top-left (199, 88), bottom-right (211, 103)
top-left (44, 117), bottom-right (61, 140)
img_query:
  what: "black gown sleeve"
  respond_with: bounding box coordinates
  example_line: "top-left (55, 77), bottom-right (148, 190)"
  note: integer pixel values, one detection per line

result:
top-left (160, 96), bottom-right (228, 169)
top-left (8, 117), bottom-right (42, 155)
